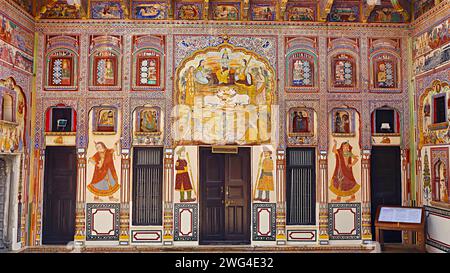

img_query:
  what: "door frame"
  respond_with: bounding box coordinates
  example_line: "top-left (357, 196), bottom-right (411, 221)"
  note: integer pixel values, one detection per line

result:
top-left (199, 146), bottom-right (251, 245)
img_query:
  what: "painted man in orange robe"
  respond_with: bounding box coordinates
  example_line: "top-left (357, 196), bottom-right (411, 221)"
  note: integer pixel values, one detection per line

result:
top-left (88, 141), bottom-right (120, 201)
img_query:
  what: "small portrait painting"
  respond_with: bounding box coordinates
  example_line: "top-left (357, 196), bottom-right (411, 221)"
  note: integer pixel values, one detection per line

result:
top-left (137, 107), bottom-right (161, 134)
top-left (288, 108), bottom-right (313, 137)
top-left (94, 57), bottom-right (116, 86)
top-left (94, 107), bottom-right (117, 133)
top-left (332, 109), bottom-right (355, 136)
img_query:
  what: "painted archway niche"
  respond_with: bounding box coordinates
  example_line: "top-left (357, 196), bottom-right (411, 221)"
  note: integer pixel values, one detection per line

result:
top-left (173, 42), bottom-right (277, 145)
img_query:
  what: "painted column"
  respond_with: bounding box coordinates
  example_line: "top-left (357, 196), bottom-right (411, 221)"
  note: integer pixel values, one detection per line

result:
top-left (163, 148), bottom-right (174, 245)
top-left (34, 149), bottom-right (44, 246)
top-left (119, 149), bottom-right (131, 245)
top-left (401, 148), bottom-right (411, 244)
top-left (74, 149), bottom-right (87, 245)
top-left (276, 149), bottom-right (286, 244)
top-left (318, 150), bottom-right (329, 244)
top-left (416, 150), bottom-right (423, 206)
top-left (361, 150), bottom-right (372, 242)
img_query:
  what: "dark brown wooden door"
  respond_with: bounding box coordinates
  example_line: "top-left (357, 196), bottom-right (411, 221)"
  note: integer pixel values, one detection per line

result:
top-left (371, 146), bottom-right (402, 243)
top-left (200, 147), bottom-right (250, 244)
top-left (42, 146), bottom-right (77, 244)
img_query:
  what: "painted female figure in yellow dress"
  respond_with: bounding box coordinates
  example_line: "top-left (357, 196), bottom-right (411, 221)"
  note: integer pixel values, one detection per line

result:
top-left (254, 147), bottom-right (274, 202)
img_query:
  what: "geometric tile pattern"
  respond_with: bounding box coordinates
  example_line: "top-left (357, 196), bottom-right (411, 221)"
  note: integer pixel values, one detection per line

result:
top-left (86, 203), bottom-right (120, 241)
top-left (252, 203), bottom-right (276, 241)
top-left (174, 203), bottom-right (198, 241)
top-left (328, 203), bottom-right (361, 240)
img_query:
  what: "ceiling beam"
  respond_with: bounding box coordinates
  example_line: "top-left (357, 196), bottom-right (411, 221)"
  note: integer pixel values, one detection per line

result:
top-left (318, 0), bottom-right (334, 22)
top-left (243, 0), bottom-right (250, 20)
top-left (203, 0), bottom-right (209, 20)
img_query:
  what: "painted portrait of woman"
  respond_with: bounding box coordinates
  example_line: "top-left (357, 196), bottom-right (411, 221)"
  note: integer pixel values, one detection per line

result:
top-left (330, 140), bottom-right (360, 202)
top-left (88, 141), bottom-right (120, 201)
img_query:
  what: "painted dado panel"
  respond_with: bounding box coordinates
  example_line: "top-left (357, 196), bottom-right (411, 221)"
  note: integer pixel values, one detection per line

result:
top-left (425, 206), bottom-right (450, 253)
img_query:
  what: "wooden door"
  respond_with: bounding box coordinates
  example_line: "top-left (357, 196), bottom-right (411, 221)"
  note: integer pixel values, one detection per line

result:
top-left (200, 147), bottom-right (250, 244)
top-left (42, 146), bottom-right (77, 245)
top-left (370, 146), bottom-right (402, 243)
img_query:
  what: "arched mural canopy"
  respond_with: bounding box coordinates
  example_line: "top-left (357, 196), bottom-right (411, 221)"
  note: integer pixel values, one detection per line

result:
top-left (173, 42), bottom-right (277, 146)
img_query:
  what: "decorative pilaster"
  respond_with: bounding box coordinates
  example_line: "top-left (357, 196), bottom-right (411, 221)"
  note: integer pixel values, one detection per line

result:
top-left (34, 149), bottom-right (45, 246)
top-left (276, 149), bottom-right (286, 244)
top-left (74, 149), bottom-right (87, 244)
top-left (361, 150), bottom-right (372, 242)
top-left (119, 149), bottom-right (131, 245)
top-left (163, 148), bottom-right (174, 244)
top-left (416, 150), bottom-right (423, 206)
top-left (401, 148), bottom-right (411, 244)
top-left (318, 150), bottom-right (329, 244)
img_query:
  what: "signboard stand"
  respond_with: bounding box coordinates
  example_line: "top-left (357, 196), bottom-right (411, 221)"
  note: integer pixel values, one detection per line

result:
top-left (375, 205), bottom-right (426, 252)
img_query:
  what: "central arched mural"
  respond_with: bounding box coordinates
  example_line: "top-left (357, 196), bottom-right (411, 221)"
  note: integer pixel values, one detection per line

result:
top-left (173, 42), bottom-right (276, 145)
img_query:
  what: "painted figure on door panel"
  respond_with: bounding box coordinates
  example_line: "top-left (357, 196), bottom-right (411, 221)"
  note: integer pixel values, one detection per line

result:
top-left (175, 147), bottom-right (196, 202)
top-left (88, 141), bottom-right (120, 201)
top-left (254, 147), bottom-right (274, 202)
top-left (330, 140), bottom-right (360, 202)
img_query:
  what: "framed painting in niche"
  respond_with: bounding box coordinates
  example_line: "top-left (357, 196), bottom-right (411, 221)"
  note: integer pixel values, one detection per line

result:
top-left (176, 3), bottom-right (202, 20)
top-left (331, 108), bottom-right (355, 137)
top-left (372, 54), bottom-right (398, 90)
top-left (93, 107), bottom-right (117, 134)
top-left (93, 55), bottom-right (117, 86)
top-left (136, 107), bottom-right (161, 135)
top-left (136, 54), bottom-right (160, 87)
top-left (287, 51), bottom-right (315, 89)
top-left (332, 54), bottom-right (356, 88)
top-left (251, 4), bottom-right (276, 21)
top-left (288, 108), bottom-right (314, 137)
top-left (48, 57), bottom-right (73, 87)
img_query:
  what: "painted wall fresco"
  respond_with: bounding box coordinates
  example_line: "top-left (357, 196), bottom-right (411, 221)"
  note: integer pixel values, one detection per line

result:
top-left (211, 3), bottom-right (240, 21)
top-left (418, 79), bottom-right (450, 147)
top-left (250, 4), bottom-right (276, 21)
top-left (132, 35), bottom-right (165, 91)
top-left (414, 0), bottom-right (438, 20)
top-left (13, 0), bottom-right (33, 14)
top-left (0, 12), bottom-right (34, 55)
top-left (328, 3), bottom-right (360, 23)
top-left (0, 77), bottom-right (26, 154)
top-left (86, 106), bottom-right (122, 203)
top-left (132, 105), bottom-right (164, 145)
top-left (413, 18), bottom-right (450, 75)
top-left (328, 108), bottom-right (361, 203)
top-left (173, 146), bottom-right (198, 203)
top-left (40, 0), bottom-right (82, 19)
top-left (173, 42), bottom-right (276, 145)
top-left (133, 2), bottom-right (168, 20)
top-left (91, 1), bottom-right (125, 19)
top-left (285, 4), bottom-right (315, 21)
top-left (368, 7), bottom-right (406, 23)
top-left (44, 35), bottom-right (79, 91)
top-left (176, 3), bottom-right (202, 20)
top-left (253, 145), bottom-right (276, 203)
